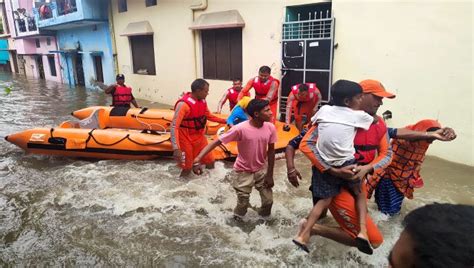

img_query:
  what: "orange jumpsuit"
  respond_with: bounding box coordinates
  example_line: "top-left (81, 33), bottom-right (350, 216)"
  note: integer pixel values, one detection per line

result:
top-left (300, 119), bottom-right (393, 247)
top-left (171, 93), bottom-right (226, 170)
top-left (285, 83), bottom-right (321, 126)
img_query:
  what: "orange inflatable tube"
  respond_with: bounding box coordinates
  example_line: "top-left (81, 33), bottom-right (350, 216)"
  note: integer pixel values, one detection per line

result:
top-left (4, 124), bottom-right (242, 161)
top-left (72, 106), bottom-right (226, 135)
top-left (6, 107), bottom-right (300, 161)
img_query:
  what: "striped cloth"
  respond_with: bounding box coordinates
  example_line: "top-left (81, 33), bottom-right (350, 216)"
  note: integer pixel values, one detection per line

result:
top-left (374, 177), bottom-right (405, 215)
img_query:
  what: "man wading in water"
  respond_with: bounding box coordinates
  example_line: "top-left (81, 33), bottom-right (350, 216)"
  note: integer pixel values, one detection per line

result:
top-left (171, 79), bottom-right (227, 177)
top-left (193, 99), bottom-right (277, 218)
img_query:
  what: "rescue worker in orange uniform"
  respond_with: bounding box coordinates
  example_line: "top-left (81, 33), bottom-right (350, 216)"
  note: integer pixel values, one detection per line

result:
top-left (105, 74), bottom-right (140, 108)
top-left (171, 79), bottom-right (227, 177)
top-left (284, 82), bottom-right (322, 132)
top-left (238, 66), bottom-right (280, 123)
top-left (216, 78), bottom-right (249, 113)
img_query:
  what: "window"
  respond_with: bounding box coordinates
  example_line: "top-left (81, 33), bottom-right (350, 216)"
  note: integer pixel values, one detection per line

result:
top-left (130, 35), bottom-right (155, 75)
top-left (47, 55), bottom-right (56, 77)
top-left (118, 0), bottom-right (127, 13)
top-left (146, 0), bottom-right (157, 7)
top-left (57, 0), bottom-right (78, 15)
top-left (35, 38), bottom-right (40, 48)
top-left (201, 28), bottom-right (242, 81)
top-left (46, 37), bottom-right (51, 45)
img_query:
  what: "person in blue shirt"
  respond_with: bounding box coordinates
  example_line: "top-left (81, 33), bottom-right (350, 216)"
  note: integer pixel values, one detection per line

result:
top-left (226, 96), bottom-right (251, 127)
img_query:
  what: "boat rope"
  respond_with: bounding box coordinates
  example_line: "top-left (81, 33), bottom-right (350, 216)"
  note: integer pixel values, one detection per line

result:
top-left (218, 143), bottom-right (233, 158)
top-left (131, 114), bottom-right (169, 133)
top-left (85, 129), bottom-right (171, 147)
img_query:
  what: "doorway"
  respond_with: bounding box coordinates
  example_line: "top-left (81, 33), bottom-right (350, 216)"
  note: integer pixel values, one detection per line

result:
top-left (280, 2), bottom-right (334, 119)
top-left (93, 55), bottom-right (104, 83)
top-left (74, 53), bottom-right (85, 86)
top-left (36, 55), bottom-right (45, 79)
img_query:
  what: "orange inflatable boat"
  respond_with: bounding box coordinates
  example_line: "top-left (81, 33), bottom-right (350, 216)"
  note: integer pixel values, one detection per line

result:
top-left (5, 109), bottom-right (299, 161)
top-left (72, 106), bottom-right (226, 135)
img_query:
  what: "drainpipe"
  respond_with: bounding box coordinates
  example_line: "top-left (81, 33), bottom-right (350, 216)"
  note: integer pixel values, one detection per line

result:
top-left (64, 53), bottom-right (72, 87)
top-left (190, 0), bottom-right (207, 78)
top-left (108, 0), bottom-right (118, 75)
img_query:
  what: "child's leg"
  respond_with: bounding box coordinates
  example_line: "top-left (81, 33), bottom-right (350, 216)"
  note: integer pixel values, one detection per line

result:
top-left (294, 197), bottom-right (332, 245)
top-left (348, 181), bottom-right (368, 239)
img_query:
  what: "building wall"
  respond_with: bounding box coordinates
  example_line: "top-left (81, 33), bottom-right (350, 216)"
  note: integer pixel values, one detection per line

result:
top-left (12, 38), bottom-right (35, 54)
top-left (110, 0), bottom-right (306, 111)
top-left (331, 1), bottom-right (473, 166)
top-left (10, 37), bottom-right (62, 82)
top-left (4, 0), bottom-right (17, 38)
top-left (23, 55), bottom-right (37, 77)
top-left (36, 36), bottom-right (62, 83)
top-left (56, 23), bottom-right (115, 88)
top-left (111, 0), bottom-right (195, 106)
top-left (110, 0), bottom-right (472, 165)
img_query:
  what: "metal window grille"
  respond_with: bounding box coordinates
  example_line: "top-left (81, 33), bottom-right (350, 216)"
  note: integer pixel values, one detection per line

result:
top-left (283, 16), bottom-right (332, 40)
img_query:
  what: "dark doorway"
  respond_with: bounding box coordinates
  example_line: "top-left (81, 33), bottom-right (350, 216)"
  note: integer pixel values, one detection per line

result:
top-left (280, 2), bottom-right (334, 120)
top-left (36, 55), bottom-right (45, 79)
top-left (11, 51), bottom-right (19, 73)
top-left (47, 55), bottom-right (57, 77)
top-left (74, 53), bottom-right (85, 86)
top-left (93, 55), bottom-right (104, 83)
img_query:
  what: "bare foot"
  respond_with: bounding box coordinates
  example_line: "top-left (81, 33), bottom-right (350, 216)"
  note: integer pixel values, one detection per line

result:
top-left (296, 218), bottom-right (307, 237)
top-left (293, 218), bottom-right (310, 250)
top-left (357, 230), bottom-right (369, 241)
top-left (355, 231), bottom-right (373, 255)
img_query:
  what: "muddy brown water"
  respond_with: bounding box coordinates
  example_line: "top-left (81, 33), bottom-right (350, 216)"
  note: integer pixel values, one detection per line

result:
top-left (1, 73), bottom-right (472, 266)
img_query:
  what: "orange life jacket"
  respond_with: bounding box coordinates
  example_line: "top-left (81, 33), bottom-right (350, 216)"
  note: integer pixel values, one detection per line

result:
top-left (252, 76), bottom-right (280, 104)
top-left (367, 119), bottom-right (441, 199)
top-left (112, 84), bottom-right (133, 106)
top-left (174, 92), bottom-right (208, 135)
top-left (290, 83), bottom-right (320, 103)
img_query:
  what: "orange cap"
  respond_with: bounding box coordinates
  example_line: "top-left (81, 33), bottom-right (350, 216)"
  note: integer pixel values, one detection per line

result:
top-left (359, 79), bottom-right (396, 99)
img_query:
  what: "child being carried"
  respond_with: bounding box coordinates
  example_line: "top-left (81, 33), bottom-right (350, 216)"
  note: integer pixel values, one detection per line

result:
top-left (292, 79), bottom-right (375, 255)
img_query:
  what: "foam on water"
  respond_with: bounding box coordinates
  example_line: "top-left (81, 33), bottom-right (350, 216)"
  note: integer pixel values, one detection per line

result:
top-left (1, 73), bottom-right (472, 266)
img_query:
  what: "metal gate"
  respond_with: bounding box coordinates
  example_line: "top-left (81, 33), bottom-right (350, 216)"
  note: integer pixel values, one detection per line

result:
top-left (280, 10), bottom-right (335, 119)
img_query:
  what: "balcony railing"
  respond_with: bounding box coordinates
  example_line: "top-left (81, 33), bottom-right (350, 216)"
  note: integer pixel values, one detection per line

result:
top-left (14, 16), bottom-right (38, 34)
top-left (57, 0), bottom-right (78, 16)
top-left (36, 0), bottom-right (77, 21)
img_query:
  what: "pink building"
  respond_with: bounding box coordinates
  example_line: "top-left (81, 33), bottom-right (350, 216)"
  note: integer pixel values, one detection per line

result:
top-left (4, 0), bottom-right (62, 83)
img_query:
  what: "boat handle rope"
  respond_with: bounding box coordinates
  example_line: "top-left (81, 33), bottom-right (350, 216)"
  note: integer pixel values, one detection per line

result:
top-left (218, 143), bottom-right (232, 158)
top-left (131, 114), bottom-right (172, 122)
top-left (85, 129), bottom-right (170, 147)
top-left (131, 114), bottom-right (168, 133)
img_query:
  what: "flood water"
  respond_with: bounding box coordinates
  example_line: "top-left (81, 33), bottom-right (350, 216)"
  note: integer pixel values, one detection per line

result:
top-left (1, 72), bottom-right (473, 266)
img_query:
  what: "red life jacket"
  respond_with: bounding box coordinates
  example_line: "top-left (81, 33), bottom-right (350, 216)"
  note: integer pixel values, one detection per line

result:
top-left (353, 116), bottom-right (387, 164)
top-left (174, 92), bottom-right (208, 135)
top-left (290, 83), bottom-right (320, 103)
top-left (112, 84), bottom-right (133, 106)
top-left (227, 88), bottom-right (240, 110)
top-left (252, 76), bottom-right (280, 103)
